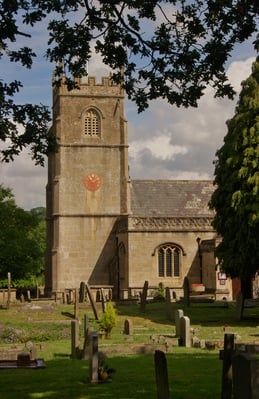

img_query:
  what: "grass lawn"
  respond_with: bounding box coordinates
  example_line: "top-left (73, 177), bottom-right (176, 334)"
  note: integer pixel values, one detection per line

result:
top-left (0, 299), bottom-right (258, 398)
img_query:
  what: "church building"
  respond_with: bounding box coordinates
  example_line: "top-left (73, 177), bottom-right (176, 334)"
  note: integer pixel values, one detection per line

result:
top-left (45, 75), bottom-right (232, 301)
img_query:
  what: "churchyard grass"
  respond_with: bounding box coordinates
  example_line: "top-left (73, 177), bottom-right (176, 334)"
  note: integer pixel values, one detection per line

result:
top-left (0, 300), bottom-right (259, 398)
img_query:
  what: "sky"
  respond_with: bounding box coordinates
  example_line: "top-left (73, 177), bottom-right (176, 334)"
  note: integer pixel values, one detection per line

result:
top-left (0, 10), bottom-right (257, 210)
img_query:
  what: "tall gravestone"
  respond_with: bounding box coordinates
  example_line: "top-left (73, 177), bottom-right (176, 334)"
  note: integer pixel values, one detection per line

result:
top-left (89, 332), bottom-right (99, 383)
top-left (71, 319), bottom-right (79, 359)
top-left (175, 309), bottom-right (184, 337)
top-left (154, 350), bottom-right (170, 399)
top-left (140, 281), bottom-right (149, 313)
top-left (221, 333), bottom-right (235, 399)
top-left (180, 316), bottom-right (191, 347)
top-left (165, 287), bottom-right (173, 321)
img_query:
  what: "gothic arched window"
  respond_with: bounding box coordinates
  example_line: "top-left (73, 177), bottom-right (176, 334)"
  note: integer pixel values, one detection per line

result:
top-left (84, 108), bottom-right (101, 137)
top-left (158, 244), bottom-right (181, 277)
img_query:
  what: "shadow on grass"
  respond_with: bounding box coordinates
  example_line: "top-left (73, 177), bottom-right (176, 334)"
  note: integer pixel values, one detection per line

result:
top-left (116, 301), bottom-right (259, 329)
top-left (0, 351), bottom-right (221, 399)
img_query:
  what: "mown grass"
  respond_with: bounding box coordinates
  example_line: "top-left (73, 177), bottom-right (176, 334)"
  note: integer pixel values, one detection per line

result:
top-left (0, 299), bottom-right (258, 398)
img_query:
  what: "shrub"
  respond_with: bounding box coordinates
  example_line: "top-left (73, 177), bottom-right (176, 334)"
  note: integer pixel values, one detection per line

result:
top-left (99, 302), bottom-right (117, 337)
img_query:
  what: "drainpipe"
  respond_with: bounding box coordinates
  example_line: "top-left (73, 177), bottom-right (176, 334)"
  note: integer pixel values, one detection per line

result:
top-left (196, 237), bottom-right (202, 284)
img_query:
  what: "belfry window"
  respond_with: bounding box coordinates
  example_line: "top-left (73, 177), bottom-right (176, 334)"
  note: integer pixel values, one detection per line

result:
top-left (84, 109), bottom-right (100, 136)
top-left (158, 245), bottom-right (181, 277)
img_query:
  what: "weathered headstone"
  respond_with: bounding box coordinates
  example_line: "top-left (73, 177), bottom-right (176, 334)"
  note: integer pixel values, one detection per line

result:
top-left (235, 291), bottom-right (244, 322)
top-left (89, 332), bottom-right (99, 383)
top-left (165, 287), bottom-right (173, 321)
top-left (175, 309), bottom-right (184, 337)
top-left (82, 315), bottom-right (93, 360)
top-left (124, 319), bottom-right (133, 335)
top-left (232, 352), bottom-right (259, 399)
top-left (183, 276), bottom-right (190, 307)
top-left (71, 319), bottom-right (79, 359)
top-left (179, 316), bottom-right (191, 347)
top-left (85, 282), bottom-right (99, 320)
top-left (79, 281), bottom-right (86, 303)
top-left (221, 333), bottom-right (235, 399)
top-left (154, 350), bottom-right (170, 399)
top-left (140, 281), bottom-right (149, 313)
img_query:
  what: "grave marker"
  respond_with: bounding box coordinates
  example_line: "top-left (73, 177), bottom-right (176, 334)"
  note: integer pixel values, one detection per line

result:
top-left (79, 281), bottom-right (86, 303)
top-left (179, 316), bottom-right (191, 347)
top-left (89, 332), bottom-right (99, 383)
top-left (221, 333), bottom-right (235, 399)
top-left (71, 319), bottom-right (79, 359)
top-left (175, 309), bottom-right (184, 337)
top-left (140, 281), bottom-right (149, 313)
top-left (85, 282), bottom-right (99, 320)
top-left (124, 319), bottom-right (133, 335)
top-left (154, 350), bottom-right (170, 399)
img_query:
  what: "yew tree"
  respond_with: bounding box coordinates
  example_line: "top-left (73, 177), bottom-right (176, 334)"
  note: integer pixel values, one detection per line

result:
top-left (1, 0), bottom-right (259, 164)
top-left (209, 57), bottom-right (259, 298)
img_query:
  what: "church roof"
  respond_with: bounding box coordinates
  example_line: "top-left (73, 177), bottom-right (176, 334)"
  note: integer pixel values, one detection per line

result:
top-left (130, 180), bottom-right (215, 217)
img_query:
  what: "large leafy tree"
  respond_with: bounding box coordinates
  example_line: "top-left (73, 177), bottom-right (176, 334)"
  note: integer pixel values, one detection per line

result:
top-left (209, 57), bottom-right (259, 298)
top-left (1, 1), bottom-right (258, 164)
top-left (0, 185), bottom-right (46, 285)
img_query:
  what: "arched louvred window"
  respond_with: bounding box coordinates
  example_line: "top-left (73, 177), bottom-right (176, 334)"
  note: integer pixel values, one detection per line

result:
top-left (84, 108), bottom-right (101, 137)
top-left (157, 244), bottom-right (182, 277)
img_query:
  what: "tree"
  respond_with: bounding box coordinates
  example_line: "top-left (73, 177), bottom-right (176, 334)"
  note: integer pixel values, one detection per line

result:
top-left (1, 1), bottom-right (258, 164)
top-left (209, 57), bottom-right (259, 298)
top-left (0, 184), bottom-right (46, 286)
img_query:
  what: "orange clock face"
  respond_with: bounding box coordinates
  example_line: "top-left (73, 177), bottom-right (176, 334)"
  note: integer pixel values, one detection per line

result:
top-left (84, 174), bottom-right (101, 192)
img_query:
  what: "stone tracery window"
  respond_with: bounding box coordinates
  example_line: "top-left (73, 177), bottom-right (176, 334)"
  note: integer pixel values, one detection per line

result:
top-left (84, 108), bottom-right (101, 136)
top-left (158, 244), bottom-right (181, 277)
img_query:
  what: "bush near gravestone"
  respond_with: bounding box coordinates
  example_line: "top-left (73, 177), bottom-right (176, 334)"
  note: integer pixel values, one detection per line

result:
top-left (153, 282), bottom-right (165, 302)
top-left (99, 302), bottom-right (117, 338)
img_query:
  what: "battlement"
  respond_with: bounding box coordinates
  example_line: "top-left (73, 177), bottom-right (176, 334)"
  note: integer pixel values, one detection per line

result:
top-left (52, 73), bottom-right (123, 99)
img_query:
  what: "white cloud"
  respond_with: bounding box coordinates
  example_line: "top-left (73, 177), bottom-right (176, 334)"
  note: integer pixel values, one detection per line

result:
top-left (0, 53), bottom-right (256, 209)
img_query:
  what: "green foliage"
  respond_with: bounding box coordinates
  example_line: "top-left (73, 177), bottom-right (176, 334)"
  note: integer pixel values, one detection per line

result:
top-left (210, 57), bottom-right (259, 282)
top-left (153, 282), bottom-right (165, 301)
top-left (0, 184), bottom-right (46, 282)
top-left (99, 302), bottom-right (117, 336)
top-left (1, 1), bottom-right (258, 163)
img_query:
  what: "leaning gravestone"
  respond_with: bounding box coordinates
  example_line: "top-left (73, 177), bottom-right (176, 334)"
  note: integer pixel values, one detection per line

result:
top-left (85, 282), bottom-right (99, 320)
top-left (221, 333), bottom-right (235, 399)
top-left (154, 350), bottom-right (170, 399)
top-left (140, 281), bottom-right (149, 313)
top-left (175, 309), bottom-right (184, 337)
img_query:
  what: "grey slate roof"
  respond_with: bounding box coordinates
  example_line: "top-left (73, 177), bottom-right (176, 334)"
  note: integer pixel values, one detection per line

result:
top-left (130, 180), bottom-right (215, 217)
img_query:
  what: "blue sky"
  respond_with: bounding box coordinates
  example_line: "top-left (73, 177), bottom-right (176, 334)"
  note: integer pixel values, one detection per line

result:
top-left (0, 10), bottom-right (257, 210)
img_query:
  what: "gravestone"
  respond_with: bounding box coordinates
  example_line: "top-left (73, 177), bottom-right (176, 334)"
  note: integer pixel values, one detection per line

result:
top-left (82, 315), bottom-right (93, 360)
top-left (89, 332), bottom-right (99, 383)
top-left (221, 333), bottom-right (235, 399)
top-left (235, 291), bottom-right (244, 322)
top-left (154, 350), bottom-right (170, 399)
top-left (17, 352), bottom-right (31, 367)
top-left (85, 282), bottom-right (99, 320)
top-left (79, 281), bottom-right (86, 303)
top-left (232, 352), bottom-right (259, 399)
top-left (183, 276), bottom-right (190, 306)
top-left (175, 309), bottom-right (184, 337)
top-left (179, 316), bottom-right (190, 347)
top-left (165, 287), bottom-right (173, 321)
top-left (140, 281), bottom-right (149, 313)
top-left (71, 319), bottom-right (79, 359)
top-left (124, 319), bottom-right (133, 335)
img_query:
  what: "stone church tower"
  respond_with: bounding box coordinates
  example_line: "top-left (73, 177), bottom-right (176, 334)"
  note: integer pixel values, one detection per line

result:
top-left (45, 75), bottom-right (129, 295)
